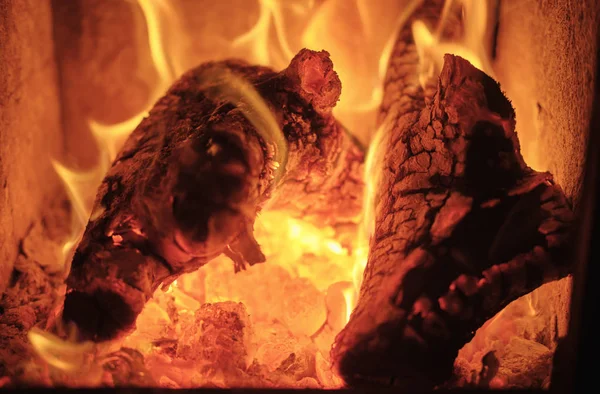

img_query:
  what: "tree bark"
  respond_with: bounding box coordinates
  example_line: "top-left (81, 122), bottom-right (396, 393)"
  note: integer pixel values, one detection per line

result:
top-left (331, 54), bottom-right (573, 388)
top-left (63, 49), bottom-right (364, 341)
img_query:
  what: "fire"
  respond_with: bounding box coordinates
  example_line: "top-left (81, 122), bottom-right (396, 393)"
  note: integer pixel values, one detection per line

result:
top-left (412, 0), bottom-right (495, 88)
top-left (30, 0), bottom-right (545, 389)
top-left (192, 67), bottom-right (288, 178)
top-left (49, 0), bottom-right (178, 274)
top-left (231, 0), bottom-right (299, 68)
top-left (28, 327), bottom-right (95, 372)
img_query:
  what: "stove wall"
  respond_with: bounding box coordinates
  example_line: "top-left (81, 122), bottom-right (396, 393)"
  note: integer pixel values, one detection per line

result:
top-left (0, 0), bottom-right (64, 294)
top-left (492, 0), bottom-right (599, 347)
top-left (495, 0), bottom-right (599, 200)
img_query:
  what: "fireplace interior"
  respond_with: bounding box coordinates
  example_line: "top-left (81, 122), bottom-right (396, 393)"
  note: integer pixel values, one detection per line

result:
top-left (0, 0), bottom-right (599, 391)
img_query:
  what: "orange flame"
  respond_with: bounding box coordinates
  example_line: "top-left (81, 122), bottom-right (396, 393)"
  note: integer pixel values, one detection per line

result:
top-left (49, 0), bottom-right (180, 276)
top-left (347, 115), bottom-right (392, 316)
top-left (33, 0), bottom-right (543, 389)
top-left (231, 0), bottom-right (301, 68)
top-left (28, 327), bottom-right (95, 373)
top-left (412, 0), bottom-right (494, 89)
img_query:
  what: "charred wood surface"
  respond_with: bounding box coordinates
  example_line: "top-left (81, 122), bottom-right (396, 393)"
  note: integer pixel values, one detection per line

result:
top-left (331, 55), bottom-right (574, 387)
top-left (63, 49), bottom-right (363, 341)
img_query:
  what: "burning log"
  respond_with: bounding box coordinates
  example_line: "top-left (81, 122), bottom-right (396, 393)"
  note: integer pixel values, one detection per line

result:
top-left (63, 49), bottom-right (364, 341)
top-left (331, 54), bottom-right (574, 387)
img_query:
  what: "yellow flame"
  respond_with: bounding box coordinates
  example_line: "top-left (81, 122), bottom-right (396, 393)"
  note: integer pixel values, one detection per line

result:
top-left (28, 327), bottom-right (95, 372)
top-left (524, 292), bottom-right (539, 317)
top-left (344, 110), bottom-right (395, 321)
top-left (377, 0), bottom-right (424, 80)
top-left (36, 0), bottom-right (184, 371)
top-left (412, 0), bottom-right (494, 89)
top-left (89, 0), bottom-right (178, 163)
top-left (254, 212), bottom-right (355, 291)
top-left (138, 0), bottom-right (177, 82)
top-left (50, 0), bottom-right (182, 275)
top-left (44, 0), bottom-right (507, 387)
top-left (51, 160), bottom-right (105, 273)
top-left (192, 67), bottom-right (288, 180)
top-left (301, 0), bottom-right (423, 141)
top-left (232, 0), bottom-right (313, 68)
top-left (342, 287), bottom-right (356, 324)
top-left (166, 279), bottom-right (178, 293)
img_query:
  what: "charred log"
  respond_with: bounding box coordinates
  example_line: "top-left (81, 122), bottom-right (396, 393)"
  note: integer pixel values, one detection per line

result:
top-left (331, 55), bottom-right (573, 388)
top-left (63, 49), bottom-right (364, 341)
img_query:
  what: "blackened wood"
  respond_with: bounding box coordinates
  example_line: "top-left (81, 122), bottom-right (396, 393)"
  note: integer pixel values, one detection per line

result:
top-left (62, 49), bottom-right (364, 341)
top-left (331, 55), bottom-right (573, 388)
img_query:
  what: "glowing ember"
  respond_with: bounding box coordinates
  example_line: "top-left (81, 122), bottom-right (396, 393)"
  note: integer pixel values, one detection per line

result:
top-left (24, 0), bottom-right (556, 389)
top-left (113, 210), bottom-right (359, 387)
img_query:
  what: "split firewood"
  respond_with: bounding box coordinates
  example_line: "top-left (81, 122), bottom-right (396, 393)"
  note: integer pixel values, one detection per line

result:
top-left (63, 49), bottom-right (364, 341)
top-left (331, 54), bottom-right (573, 388)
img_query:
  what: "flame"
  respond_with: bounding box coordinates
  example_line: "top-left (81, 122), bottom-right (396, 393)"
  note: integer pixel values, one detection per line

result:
top-left (35, 0), bottom-right (546, 389)
top-left (27, 321), bottom-right (112, 387)
top-left (34, 0), bottom-right (184, 378)
top-left (231, 0), bottom-right (303, 68)
top-left (342, 287), bottom-right (356, 324)
top-left (254, 212), bottom-right (355, 291)
top-left (50, 161), bottom-right (103, 273)
top-left (50, 0), bottom-right (180, 275)
top-left (301, 0), bottom-right (425, 143)
top-left (412, 0), bottom-right (494, 89)
top-left (347, 113), bottom-right (394, 316)
top-left (28, 327), bottom-right (95, 372)
top-left (192, 67), bottom-right (288, 179)
top-left (88, 0), bottom-right (178, 163)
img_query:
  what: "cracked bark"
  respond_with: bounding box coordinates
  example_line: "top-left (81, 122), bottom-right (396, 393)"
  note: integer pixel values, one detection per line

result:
top-left (63, 49), bottom-right (364, 341)
top-left (331, 55), bottom-right (573, 388)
